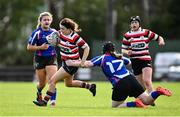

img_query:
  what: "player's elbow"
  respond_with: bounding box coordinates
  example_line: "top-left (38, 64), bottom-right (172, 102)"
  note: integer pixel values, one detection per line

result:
top-left (27, 45), bottom-right (31, 51)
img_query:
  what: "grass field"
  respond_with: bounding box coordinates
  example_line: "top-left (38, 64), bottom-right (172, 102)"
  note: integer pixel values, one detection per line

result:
top-left (0, 81), bottom-right (180, 116)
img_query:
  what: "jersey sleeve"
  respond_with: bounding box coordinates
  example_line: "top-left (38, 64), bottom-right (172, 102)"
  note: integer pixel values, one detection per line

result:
top-left (90, 55), bottom-right (103, 66)
top-left (121, 33), bottom-right (131, 50)
top-left (147, 29), bottom-right (160, 41)
top-left (28, 31), bottom-right (38, 45)
top-left (122, 56), bottom-right (131, 65)
top-left (76, 37), bottom-right (88, 49)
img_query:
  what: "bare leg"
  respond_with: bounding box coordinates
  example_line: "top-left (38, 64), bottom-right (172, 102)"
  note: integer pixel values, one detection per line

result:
top-left (64, 75), bottom-right (84, 87)
top-left (35, 69), bottom-right (46, 101)
top-left (45, 65), bottom-right (58, 105)
top-left (136, 74), bottom-right (145, 90)
top-left (48, 67), bottom-right (71, 93)
top-left (112, 100), bottom-right (126, 108)
top-left (36, 69), bottom-right (46, 89)
top-left (142, 67), bottom-right (153, 93)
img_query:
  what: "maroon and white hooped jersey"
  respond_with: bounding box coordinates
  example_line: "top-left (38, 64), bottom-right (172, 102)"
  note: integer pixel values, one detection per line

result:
top-left (58, 31), bottom-right (88, 60)
top-left (122, 28), bottom-right (160, 61)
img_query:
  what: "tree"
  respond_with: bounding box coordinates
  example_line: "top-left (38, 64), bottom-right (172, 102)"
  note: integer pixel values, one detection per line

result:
top-left (0, 0), bottom-right (43, 65)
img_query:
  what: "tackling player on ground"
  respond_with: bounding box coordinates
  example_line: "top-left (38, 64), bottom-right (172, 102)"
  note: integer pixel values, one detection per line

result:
top-left (66, 41), bottom-right (172, 108)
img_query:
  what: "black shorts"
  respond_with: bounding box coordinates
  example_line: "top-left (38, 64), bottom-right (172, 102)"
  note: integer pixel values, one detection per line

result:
top-left (112, 74), bottom-right (145, 101)
top-left (62, 61), bottom-right (78, 75)
top-left (131, 58), bottom-right (152, 75)
top-left (34, 55), bottom-right (57, 69)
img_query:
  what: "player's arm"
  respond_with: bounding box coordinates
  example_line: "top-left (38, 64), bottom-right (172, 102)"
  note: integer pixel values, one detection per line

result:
top-left (121, 36), bottom-right (132, 56)
top-left (148, 30), bottom-right (165, 46)
top-left (158, 36), bottom-right (165, 46)
top-left (27, 43), bottom-right (49, 51)
top-left (65, 60), bottom-right (93, 67)
top-left (27, 33), bottom-right (49, 51)
top-left (122, 56), bottom-right (131, 66)
top-left (76, 36), bottom-right (90, 67)
top-left (81, 43), bottom-right (90, 66)
top-left (66, 55), bottom-right (102, 68)
top-left (122, 49), bottom-right (131, 55)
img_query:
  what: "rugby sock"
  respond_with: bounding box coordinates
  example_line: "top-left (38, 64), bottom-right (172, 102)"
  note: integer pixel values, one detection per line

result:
top-left (37, 87), bottom-right (43, 95)
top-left (126, 102), bottom-right (136, 107)
top-left (151, 91), bottom-right (160, 99)
top-left (50, 88), bottom-right (57, 101)
top-left (81, 82), bottom-right (91, 89)
top-left (44, 91), bottom-right (53, 103)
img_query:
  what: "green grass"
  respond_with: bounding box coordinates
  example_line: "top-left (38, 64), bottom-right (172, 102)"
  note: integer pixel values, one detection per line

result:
top-left (0, 81), bottom-right (180, 116)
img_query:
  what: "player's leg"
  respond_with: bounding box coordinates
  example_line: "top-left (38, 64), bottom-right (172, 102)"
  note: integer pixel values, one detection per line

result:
top-left (131, 59), bottom-right (146, 90)
top-left (138, 87), bottom-right (172, 105)
top-left (135, 74), bottom-right (145, 89)
top-left (46, 65), bottom-right (58, 106)
top-left (35, 69), bottom-right (46, 101)
top-left (33, 67), bottom-right (71, 106)
top-left (112, 99), bottom-right (146, 108)
top-left (112, 75), bottom-right (146, 108)
top-left (64, 76), bottom-right (96, 96)
top-left (142, 67), bottom-right (153, 94)
top-left (63, 60), bottom-right (96, 96)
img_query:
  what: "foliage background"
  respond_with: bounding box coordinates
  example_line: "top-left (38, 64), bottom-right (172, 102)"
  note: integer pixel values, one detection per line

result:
top-left (0, 0), bottom-right (180, 65)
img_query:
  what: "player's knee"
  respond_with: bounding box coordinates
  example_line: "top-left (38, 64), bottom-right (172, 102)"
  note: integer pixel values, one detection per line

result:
top-left (38, 82), bottom-right (46, 88)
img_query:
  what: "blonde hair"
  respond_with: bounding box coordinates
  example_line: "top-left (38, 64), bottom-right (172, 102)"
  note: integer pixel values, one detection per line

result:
top-left (36, 12), bottom-right (53, 28)
top-left (60, 18), bottom-right (82, 32)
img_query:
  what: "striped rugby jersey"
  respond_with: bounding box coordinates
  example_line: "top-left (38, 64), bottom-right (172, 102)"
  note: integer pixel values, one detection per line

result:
top-left (122, 28), bottom-right (160, 60)
top-left (58, 31), bottom-right (88, 60)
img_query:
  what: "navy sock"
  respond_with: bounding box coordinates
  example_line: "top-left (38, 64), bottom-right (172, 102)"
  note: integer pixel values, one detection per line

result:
top-left (151, 91), bottom-right (160, 99)
top-left (127, 102), bottom-right (136, 107)
top-left (50, 88), bottom-right (57, 101)
top-left (37, 87), bottom-right (43, 94)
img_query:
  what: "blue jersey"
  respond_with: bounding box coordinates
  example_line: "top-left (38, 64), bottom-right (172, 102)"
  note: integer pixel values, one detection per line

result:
top-left (91, 54), bottom-right (131, 87)
top-left (28, 27), bottom-right (56, 56)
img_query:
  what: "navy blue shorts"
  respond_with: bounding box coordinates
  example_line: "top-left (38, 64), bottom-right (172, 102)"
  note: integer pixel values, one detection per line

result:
top-left (112, 74), bottom-right (145, 101)
top-left (34, 55), bottom-right (57, 69)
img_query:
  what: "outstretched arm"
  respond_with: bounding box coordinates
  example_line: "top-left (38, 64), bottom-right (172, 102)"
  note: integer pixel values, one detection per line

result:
top-left (65, 60), bottom-right (94, 67)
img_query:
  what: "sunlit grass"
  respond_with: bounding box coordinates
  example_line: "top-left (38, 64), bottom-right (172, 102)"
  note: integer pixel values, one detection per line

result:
top-left (0, 81), bottom-right (179, 116)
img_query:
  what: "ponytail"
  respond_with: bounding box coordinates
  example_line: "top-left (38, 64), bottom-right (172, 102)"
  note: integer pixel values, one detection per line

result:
top-left (60, 18), bottom-right (82, 32)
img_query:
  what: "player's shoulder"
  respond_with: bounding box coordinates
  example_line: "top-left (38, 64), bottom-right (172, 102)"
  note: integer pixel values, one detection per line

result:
top-left (50, 28), bottom-right (57, 32)
top-left (31, 28), bottom-right (41, 37)
top-left (71, 31), bottom-right (80, 37)
top-left (123, 31), bottom-right (132, 39)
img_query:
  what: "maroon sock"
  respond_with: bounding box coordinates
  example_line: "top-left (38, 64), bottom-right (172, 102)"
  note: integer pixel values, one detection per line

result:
top-left (81, 82), bottom-right (91, 89)
top-left (44, 91), bottom-right (53, 103)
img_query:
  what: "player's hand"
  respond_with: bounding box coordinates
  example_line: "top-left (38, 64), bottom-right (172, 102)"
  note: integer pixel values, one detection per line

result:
top-left (127, 50), bottom-right (132, 56)
top-left (66, 60), bottom-right (81, 67)
top-left (159, 37), bottom-right (165, 46)
top-left (80, 60), bottom-right (86, 68)
top-left (39, 43), bottom-right (49, 50)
